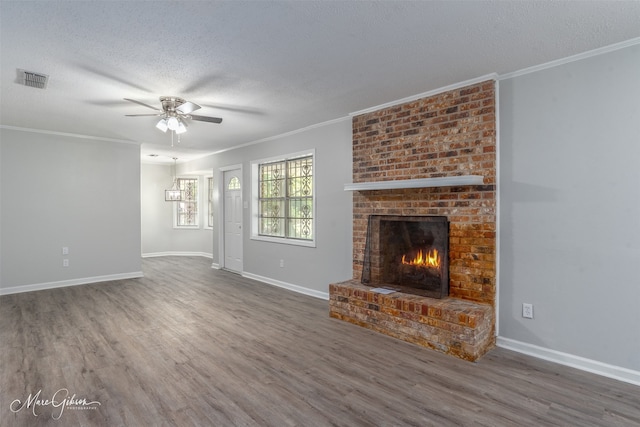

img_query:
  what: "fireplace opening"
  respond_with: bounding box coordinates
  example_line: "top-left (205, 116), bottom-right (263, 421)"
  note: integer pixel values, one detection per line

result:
top-left (362, 215), bottom-right (449, 298)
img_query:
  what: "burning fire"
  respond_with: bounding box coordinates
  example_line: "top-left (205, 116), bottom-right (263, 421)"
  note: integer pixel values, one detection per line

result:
top-left (401, 249), bottom-right (441, 269)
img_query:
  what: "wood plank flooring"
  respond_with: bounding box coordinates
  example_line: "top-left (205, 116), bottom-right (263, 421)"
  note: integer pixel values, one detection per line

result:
top-left (1, 256), bottom-right (638, 426)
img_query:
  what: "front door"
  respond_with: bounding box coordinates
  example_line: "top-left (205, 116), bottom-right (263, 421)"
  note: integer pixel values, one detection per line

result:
top-left (223, 169), bottom-right (243, 273)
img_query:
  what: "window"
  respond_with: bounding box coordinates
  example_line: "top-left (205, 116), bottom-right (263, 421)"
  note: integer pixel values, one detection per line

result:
top-left (228, 176), bottom-right (241, 190)
top-left (207, 177), bottom-right (214, 228)
top-left (256, 154), bottom-right (313, 242)
top-left (176, 178), bottom-right (198, 227)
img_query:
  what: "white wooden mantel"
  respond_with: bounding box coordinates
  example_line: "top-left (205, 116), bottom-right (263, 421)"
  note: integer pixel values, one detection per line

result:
top-left (343, 175), bottom-right (484, 191)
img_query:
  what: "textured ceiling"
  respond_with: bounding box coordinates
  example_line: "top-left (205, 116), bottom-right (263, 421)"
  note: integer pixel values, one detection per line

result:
top-left (1, 1), bottom-right (639, 163)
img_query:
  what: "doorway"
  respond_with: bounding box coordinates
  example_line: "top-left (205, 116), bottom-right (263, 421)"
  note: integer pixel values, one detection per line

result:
top-left (221, 167), bottom-right (243, 273)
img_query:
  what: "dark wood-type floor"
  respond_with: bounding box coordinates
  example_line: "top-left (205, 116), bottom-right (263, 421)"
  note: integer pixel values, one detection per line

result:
top-left (1, 257), bottom-right (638, 426)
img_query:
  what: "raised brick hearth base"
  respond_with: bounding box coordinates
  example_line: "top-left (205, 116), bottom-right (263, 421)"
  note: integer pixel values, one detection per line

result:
top-left (329, 281), bottom-right (493, 361)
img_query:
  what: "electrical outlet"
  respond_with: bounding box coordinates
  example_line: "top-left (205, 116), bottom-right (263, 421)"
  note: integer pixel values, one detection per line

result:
top-left (63, 259), bottom-right (69, 267)
top-left (279, 259), bottom-right (284, 268)
top-left (62, 247), bottom-right (69, 255)
top-left (522, 303), bottom-right (533, 319)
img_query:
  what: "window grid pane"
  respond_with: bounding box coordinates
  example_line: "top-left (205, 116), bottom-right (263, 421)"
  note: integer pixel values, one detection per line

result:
top-left (287, 157), bottom-right (313, 197)
top-left (259, 199), bottom-right (285, 236)
top-left (227, 176), bottom-right (241, 190)
top-left (287, 197), bottom-right (313, 240)
top-left (258, 161), bottom-right (284, 236)
top-left (259, 162), bottom-right (285, 198)
top-left (177, 178), bottom-right (198, 226)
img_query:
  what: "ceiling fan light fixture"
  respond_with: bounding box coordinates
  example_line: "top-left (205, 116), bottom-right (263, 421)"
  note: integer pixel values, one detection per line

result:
top-left (167, 116), bottom-right (180, 131)
top-left (156, 118), bottom-right (168, 132)
top-left (125, 96), bottom-right (221, 139)
top-left (175, 121), bottom-right (187, 134)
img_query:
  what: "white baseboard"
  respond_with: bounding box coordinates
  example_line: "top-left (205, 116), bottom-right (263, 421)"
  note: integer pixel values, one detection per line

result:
top-left (142, 251), bottom-right (213, 258)
top-left (242, 272), bottom-right (329, 300)
top-left (143, 256), bottom-right (325, 300)
top-left (497, 336), bottom-right (640, 387)
top-left (0, 271), bottom-right (144, 296)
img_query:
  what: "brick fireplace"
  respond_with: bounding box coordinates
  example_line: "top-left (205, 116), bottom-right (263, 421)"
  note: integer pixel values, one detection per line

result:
top-left (329, 80), bottom-right (496, 361)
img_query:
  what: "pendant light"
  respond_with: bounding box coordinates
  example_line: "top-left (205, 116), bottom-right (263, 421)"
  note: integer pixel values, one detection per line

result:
top-left (165, 157), bottom-right (182, 201)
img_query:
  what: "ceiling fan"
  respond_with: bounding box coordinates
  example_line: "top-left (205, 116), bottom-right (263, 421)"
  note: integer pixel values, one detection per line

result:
top-left (124, 96), bottom-right (222, 134)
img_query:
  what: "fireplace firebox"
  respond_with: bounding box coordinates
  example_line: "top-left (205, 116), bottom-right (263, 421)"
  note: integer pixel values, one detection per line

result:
top-left (362, 215), bottom-right (449, 298)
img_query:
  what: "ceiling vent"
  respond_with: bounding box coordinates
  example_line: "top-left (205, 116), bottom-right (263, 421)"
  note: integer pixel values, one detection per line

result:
top-left (17, 69), bottom-right (49, 89)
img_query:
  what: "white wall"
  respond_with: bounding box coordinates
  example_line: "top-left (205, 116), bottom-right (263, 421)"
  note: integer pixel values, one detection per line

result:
top-left (140, 163), bottom-right (212, 257)
top-left (499, 44), bottom-right (640, 373)
top-left (183, 118), bottom-right (353, 296)
top-left (0, 128), bottom-right (142, 293)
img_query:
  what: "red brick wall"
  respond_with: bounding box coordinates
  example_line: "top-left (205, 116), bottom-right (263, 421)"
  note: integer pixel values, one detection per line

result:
top-left (352, 81), bottom-right (496, 305)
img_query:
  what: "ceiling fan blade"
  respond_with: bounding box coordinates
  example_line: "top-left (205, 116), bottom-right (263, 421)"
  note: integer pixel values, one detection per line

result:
top-left (125, 114), bottom-right (161, 117)
top-left (190, 114), bottom-right (223, 124)
top-left (201, 103), bottom-right (265, 116)
top-left (176, 101), bottom-right (201, 115)
top-left (124, 98), bottom-right (160, 111)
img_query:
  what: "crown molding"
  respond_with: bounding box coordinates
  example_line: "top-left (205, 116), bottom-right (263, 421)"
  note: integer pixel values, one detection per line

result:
top-left (499, 37), bottom-right (640, 80)
top-left (350, 73), bottom-right (498, 117)
top-left (208, 116), bottom-right (351, 156)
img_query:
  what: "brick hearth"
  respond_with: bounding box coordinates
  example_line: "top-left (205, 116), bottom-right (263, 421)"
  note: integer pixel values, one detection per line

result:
top-left (329, 281), bottom-right (492, 361)
top-left (330, 80), bottom-right (497, 361)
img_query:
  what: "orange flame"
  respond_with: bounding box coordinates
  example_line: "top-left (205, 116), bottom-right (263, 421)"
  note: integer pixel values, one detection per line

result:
top-left (401, 249), bottom-right (440, 268)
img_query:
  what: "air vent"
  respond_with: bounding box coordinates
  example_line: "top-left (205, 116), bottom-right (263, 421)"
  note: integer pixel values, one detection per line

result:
top-left (17, 69), bottom-right (49, 89)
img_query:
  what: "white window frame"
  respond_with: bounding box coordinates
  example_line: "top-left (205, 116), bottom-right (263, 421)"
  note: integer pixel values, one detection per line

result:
top-left (205, 176), bottom-right (214, 230)
top-left (251, 149), bottom-right (316, 247)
